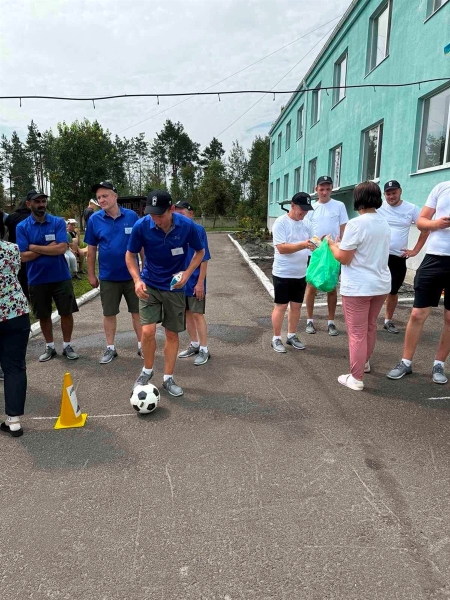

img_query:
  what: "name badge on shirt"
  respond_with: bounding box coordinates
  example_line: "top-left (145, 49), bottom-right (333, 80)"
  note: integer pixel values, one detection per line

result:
top-left (171, 247), bottom-right (184, 256)
top-left (45, 234), bottom-right (56, 242)
top-left (125, 227), bottom-right (132, 234)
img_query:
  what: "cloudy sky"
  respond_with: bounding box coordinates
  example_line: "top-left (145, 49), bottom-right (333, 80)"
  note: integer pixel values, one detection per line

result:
top-left (0, 0), bottom-right (351, 153)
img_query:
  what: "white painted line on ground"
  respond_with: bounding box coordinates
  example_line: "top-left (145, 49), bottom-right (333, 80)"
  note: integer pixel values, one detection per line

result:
top-left (30, 412), bottom-right (135, 420)
top-left (228, 234), bottom-right (416, 307)
top-left (30, 288), bottom-right (100, 339)
top-left (428, 397), bottom-right (450, 400)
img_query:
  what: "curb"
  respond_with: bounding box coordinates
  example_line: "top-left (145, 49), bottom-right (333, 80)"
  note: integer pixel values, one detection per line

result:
top-left (228, 234), bottom-right (416, 308)
top-left (29, 288), bottom-right (100, 339)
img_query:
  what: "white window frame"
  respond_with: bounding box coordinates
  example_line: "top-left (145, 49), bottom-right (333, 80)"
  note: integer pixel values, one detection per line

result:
top-left (285, 121), bottom-right (291, 151)
top-left (277, 133), bottom-right (282, 158)
top-left (296, 105), bottom-right (304, 140)
top-left (417, 86), bottom-right (450, 171)
top-left (333, 52), bottom-right (348, 106)
top-left (362, 122), bottom-right (383, 181)
top-left (311, 84), bottom-right (321, 126)
top-left (367, 1), bottom-right (391, 73)
top-left (427, 0), bottom-right (449, 17)
top-left (294, 166), bottom-right (301, 193)
top-left (308, 158), bottom-right (317, 194)
top-left (275, 178), bottom-right (280, 202)
top-left (330, 145), bottom-right (343, 188)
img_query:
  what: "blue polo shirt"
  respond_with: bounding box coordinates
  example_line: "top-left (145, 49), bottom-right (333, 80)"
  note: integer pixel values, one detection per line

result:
top-left (16, 214), bottom-right (71, 285)
top-left (127, 212), bottom-right (203, 291)
top-left (84, 207), bottom-right (139, 281)
top-left (185, 223), bottom-right (211, 297)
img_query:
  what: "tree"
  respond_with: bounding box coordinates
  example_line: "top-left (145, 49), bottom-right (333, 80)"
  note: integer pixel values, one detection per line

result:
top-left (0, 131), bottom-right (35, 207)
top-left (153, 120), bottom-right (200, 180)
top-left (197, 159), bottom-right (233, 226)
top-left (227, 140), bottom-right (249, 206)
top-left (246, 135), bottom-right (270, 224)
top-left (49, 119), bottom-right (126, 222)
top-left (199, 137), bottom-right (225, 169)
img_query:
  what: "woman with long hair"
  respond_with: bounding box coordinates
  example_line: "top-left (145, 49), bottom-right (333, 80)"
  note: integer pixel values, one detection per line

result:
top-left (0, 209), bottom-right (30, 436)
top-left (328, 182), bottom-right (391, 391)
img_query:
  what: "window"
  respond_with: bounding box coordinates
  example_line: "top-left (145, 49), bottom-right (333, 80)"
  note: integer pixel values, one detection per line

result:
top-left (296, 105), bottom-right (304, 139)
top-left (362, 122), bottom-right (383, 180)
top-left (330, 145), bottom-right (342, 188)
top-left (308, 158), bottom-right (317, 194)
top-left (294, 167), bottom-right (301, 193)
top-left (277, 132), bottom-right (282, 157)
top-left (269, 182), bottom-right (274, 203)
top-left (333, 53), bottom-right (347, 105)
top-left (311, 84), bottom-right (321, 125)
top-left (418, 87), bottom-right (450, 170)
top-left (275, 178), bottom-right (280, 202)
top-left (271, 141), bottom-right (275, 164)
top-left (283, 173), bottom-right (290, 199)
top-left (285, 121), bottom-right (291, 150)
top-left (427, 0), bottom-right (449, 17)
top-left (368, 2), bottom-right (391, 72)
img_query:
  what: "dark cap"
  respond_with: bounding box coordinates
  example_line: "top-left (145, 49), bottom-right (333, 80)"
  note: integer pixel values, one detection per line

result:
top-left (316, 175), bottom-right (333, 186)
top-left (174, 200), bottom-right (193, 211)
top-left (27, 189), bottom-right (48, 202)
top-left (144, 190), bottom-right (172, 215)
top-left (291, 192), bottom-right (314, 211)
top-left (384, 180), bottom-right (401, 191)
top-left (91, 181), bottom-right (118, 194)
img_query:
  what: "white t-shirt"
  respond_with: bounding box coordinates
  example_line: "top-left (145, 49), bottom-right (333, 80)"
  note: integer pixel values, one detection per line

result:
top-left (376, 200), bottom-right (421, 256)
top-left (339, 212), bottom-right (391, 297)
top-left (272, 213), bottom-right (312, 278)
top-left (305, 198), bottom-right (348, 239)
top-left (424, 181), bottom-right (450, 256)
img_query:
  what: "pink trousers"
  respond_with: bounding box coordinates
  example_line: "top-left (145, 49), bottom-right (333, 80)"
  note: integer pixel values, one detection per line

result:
top-left (341, 294), bottom-right (387, 381)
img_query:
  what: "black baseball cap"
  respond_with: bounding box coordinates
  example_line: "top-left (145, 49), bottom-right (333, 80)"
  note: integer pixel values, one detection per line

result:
top-left (316, 175), bottom-right (333, 186)
top-left (91, 181), bottom-right (118, 194)
top-left (27, 189), bottom-right (48, 202)
top-left (291, 192), bottom-right (314, 211)
top-left (144, 190), bottom-right (173, 215)
top-left (174, 200), bottom-right (193, 211)
top-left (384, 180), bottom-right (401, 191)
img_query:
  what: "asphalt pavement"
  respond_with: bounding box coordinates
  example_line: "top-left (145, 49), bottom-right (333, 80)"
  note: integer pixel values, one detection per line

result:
top-left (1, 232), bottom-right (449, 600)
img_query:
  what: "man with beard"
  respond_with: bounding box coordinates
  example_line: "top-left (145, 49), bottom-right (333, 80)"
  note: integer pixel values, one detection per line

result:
top-left (16, 190), bottom-right (79, 362)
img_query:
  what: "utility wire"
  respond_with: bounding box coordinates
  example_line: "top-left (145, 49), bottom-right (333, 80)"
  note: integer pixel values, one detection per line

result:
top-left (115, 14), bottom-right (344, 134)
top-left (2, 78), bottom-right (448, 103)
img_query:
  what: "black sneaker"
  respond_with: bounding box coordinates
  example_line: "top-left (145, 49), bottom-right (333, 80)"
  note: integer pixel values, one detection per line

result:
top-left (1, 421), bottom-right (23, 437)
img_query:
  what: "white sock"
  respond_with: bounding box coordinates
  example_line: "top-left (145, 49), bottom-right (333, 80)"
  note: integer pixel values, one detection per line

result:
top-left (46, 342), bottom-right (55, 349)
top-left (385, 319), bottom-right (392, 324)
top-left (138, 341), bottom-right (142, 349)
top-left (287, 333), bottom-right (296, 339)
top-left (191, 341), bottom-right (200, 348)
top-left (200, 346), bottom-right (208, 353)
top-left (142, 367), bottom-right (153, 375)
top-left (63, 341), bottom-right (71, 349)
top-left (434, 360), bottom-right (445, 367)
top-left (107, 345), bottom-right (115, 351)
top-left (307, 319), bottom-right (314, 324)
top-left (402, 358), bottom-right (412, 367)
top-left (163, 374), bottom-right (173, 381)
top-left (7, 416), bottom-right (21, 432)
top-left (272, 335), bottom-right (281, 342)
top-left (327, 320), bottom-right (334, 326)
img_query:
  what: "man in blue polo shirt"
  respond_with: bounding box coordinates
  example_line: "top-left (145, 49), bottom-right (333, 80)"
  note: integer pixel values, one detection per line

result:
top-left (16, 190), bottom-right (79, 362)
top-left (126, 190), bottom-right (204, 397)
top-left (85, 181), bottom-right (142, 364)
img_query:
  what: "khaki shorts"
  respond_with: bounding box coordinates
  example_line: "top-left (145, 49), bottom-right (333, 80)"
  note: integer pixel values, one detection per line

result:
top-left (100, 280), bottom-right (139, 317)
top-left (186, 296), bottom-right (206, 314)
top-left (140, 286), bottom-right (186, 333)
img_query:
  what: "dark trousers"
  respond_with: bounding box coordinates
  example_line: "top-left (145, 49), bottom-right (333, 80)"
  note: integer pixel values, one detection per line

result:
top-left (18, 262), bottom-right (30, 300)
top-left (0, 314), bottom-right (30, 416)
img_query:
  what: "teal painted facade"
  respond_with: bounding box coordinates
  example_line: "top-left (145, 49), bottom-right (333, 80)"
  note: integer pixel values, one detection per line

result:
top-left (268, 0), bottom-right (450, 229)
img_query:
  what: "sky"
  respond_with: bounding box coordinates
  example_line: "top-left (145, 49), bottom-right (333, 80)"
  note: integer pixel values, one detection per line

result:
top-left (0, 0), bottom-right (351, 154)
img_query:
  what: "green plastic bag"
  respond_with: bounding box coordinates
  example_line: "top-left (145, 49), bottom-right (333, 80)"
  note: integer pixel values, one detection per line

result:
top-left (306, 239), bottom-right (340, 292)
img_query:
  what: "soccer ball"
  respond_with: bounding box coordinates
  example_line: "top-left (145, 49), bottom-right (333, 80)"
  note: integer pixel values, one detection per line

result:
top-left (130, 384), bottom-right (160, 414)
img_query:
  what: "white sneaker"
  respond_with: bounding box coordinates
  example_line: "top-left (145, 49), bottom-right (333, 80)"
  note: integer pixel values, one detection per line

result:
top-left (338, 374), bottom-right (364, 391)
top-left (364, 361), bottom-right (371, 373)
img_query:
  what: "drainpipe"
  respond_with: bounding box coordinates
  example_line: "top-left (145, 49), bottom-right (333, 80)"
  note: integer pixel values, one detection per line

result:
top-left (300, 80), bottom-right (307, 191)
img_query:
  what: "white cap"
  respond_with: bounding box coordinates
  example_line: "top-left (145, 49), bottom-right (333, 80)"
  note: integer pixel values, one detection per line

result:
top-left (66, 219), bottom-right (78, 224)
top-left (89, 198), bottom-right (100, 207)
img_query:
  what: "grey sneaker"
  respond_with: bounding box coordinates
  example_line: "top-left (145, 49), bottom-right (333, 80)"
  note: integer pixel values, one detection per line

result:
top-left (100, 347), bottom-right (118, 364)
top-left (432, 364), bottom-right (448, 384)
top-left (194, 349), bottom-right (210, 366)
top-left (328, 323), bottom-right (339, 336)
top-left (384, 321), bottom-right (399, 334)
top-left (162, 377), bottom-right (183, 397)
top-left (286, 334), bottom-right (305, 350)
top-left (306, 321), bottom-right (317, 334)
top-left (134, 370), bottom-right (154, 388)
top-left (271, 339), bottom-right (287, 353)
top-left (178, 343), bottom-right (199, 358)
top-left (387, 361), bottom-right (412, 380)
top-left (39, 346), bottom-right (57, 362)
top-left (62, 345), bottom-right (79, 360)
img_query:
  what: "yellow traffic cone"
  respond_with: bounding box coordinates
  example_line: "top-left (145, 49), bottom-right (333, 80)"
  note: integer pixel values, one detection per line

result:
top-left (54, 372), bottom-right (88, 430)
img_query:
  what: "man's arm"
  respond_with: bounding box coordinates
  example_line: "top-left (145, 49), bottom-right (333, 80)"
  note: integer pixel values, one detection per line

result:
top-left (277, 241), bottom-right (315, 254)
top-left (28, 242), bottom-right (67, 256)
top-left (172, 249), bottom-right (205, 289)
top-left (126, 250), bottom-right (149, 299)
top-left (417, 206), bottom-right (450, 232)
top-left (20, 250), bottom-right (40, 262)
top-left (193, 261), bottom-right (208, 301)
top-left (87, 245), bottom-right (99, 288)
top-left (402, 230), bottom-right (429, 258)
top-left (327, 239), bottom-right (356, 265)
